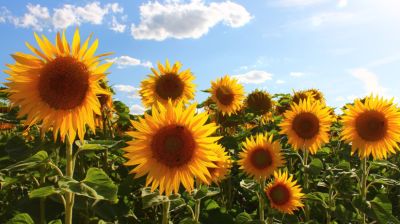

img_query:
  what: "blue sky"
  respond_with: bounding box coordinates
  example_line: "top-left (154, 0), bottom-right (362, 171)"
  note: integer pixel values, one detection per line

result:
top-left (1, 0), bottom-right (400, 114)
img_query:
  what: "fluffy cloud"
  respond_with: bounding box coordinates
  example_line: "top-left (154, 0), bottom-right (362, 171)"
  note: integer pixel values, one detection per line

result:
top-left (113, 84), bottom-right (141, 99)
top-left (350, 68), bottom-right (387, 95)
top-left (110, 16), bottom-right (126, 33)
top-left (130, 104), bottom-right (146, 115)
top-left (289, 72), bottom-right (304, 77)
top-left (131, 0), bottom-right (252, 41)
top-left (2, 2), bottom-right (125, 32)
top-left (107, 56), bottom-right (152, 69)
top-left (233, 70), bottom-right (273, 84)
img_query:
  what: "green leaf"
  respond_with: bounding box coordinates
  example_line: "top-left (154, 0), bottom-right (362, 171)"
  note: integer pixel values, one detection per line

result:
top-left (204, 199), bottom-right (220, 211)
top-left (141, 187), bottom-right (168, 209)
top-left (194, 185), bottom-right (208, 200)
top-left (3, 151), bottom-right (48, 172)
top-left (59, 168), bottom-right (118, 203)
top-left (6, 213), bottom-right (34, 224)
top-left (29, 186), bottom-right (60, 198)
top-left (309, 158), bottom-right (323, 175)
top-left (78, 144), bottom-right (107, 151)
top-left (235, 212), bottom-right (252, 224)
top-left (48, 220), bottom-right (62, 224)
top-left (368, 194), bottom-right (400, 224)
top-left (240, 179), bottom-right (258, 192)
top-left (369, 160), bottom-right (400, 172)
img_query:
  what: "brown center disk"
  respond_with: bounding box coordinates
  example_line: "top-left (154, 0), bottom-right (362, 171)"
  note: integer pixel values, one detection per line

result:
top-left (250, 147), bottom-right (273, 169)
top-left (292, 112), bottom-right (320, 139)
top-left (39, 56), bottom-right (89, 110)
top-left (155, 73), bottom-right (184, 100)
top-left (151, 125), bottom-right (196, 167)
top-left (216, 86), bottom-right (234, 106)
top-left (355, 110), bottom-right (387, 141)
top-left (269, 184), bottom-right (291, 205)
top-left (247, 93), bottom-right (272, 114)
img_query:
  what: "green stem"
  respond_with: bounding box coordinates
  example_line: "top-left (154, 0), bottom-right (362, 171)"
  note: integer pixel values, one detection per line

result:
top-left (259, 178), bottom-right (266, 223)
top-left (65, 136), bottom-right (75, 224)
top-left (194, 199), bottom-right (201, 222)
top-left (162, 200), bottom-right (171, 224)
top-left (303, 149), bottom-right (310, 221)
top-left (360, 157), bottom-right (368, 224)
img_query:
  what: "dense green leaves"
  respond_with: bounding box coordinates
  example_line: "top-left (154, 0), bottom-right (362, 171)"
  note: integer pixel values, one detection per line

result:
top-left (3, 151), bottom-right (48, 172)
top-left (6, 213), bottom-right (34, 224)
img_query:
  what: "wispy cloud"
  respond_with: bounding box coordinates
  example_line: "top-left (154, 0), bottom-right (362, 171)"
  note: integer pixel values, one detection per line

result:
top-left (0, 2), bottom-right (125, 32)
top-left (130, 104), bottom-right (145, 115)
top-left (131, 0), bottom-right (252, 41)
top-left (233, 70), bottom-right (273, 84)
top-left (350, 68), bottom-right (387, 96)
top-left (107, 56), bottom-right (152, 69)
top-left (113, 84), bottom-right (140, 99)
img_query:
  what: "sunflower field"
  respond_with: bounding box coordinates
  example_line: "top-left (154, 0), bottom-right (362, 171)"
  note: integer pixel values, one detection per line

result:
top-left (1, 29), bottom-right (400, 224)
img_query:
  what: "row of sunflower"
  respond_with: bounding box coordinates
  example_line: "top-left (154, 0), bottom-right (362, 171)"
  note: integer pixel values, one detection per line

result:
top-left (1, 29), bottom-right (400, 224)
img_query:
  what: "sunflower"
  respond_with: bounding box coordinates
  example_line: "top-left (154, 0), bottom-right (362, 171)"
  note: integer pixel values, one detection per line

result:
top-left (341, 96), bottom-right (400, 159)
top-left (203, 144), bottom-right (232, 185)
top-left (139, 60), bottom-right (195, 108)
top-left (210, 75), bottom-right (244, 115)
top-left (238, 133), bottom-right (284, 179)
top-left (4, 29), bottom-right (111, 141)
top-left (279, 98), bottom-right (333, 154)
top-left (123, 100), bottom-right (221, 195)
top-left (292, 90), bottom-right (312, 105)
top-left (265, 170), bottom-right (304, 214)
top-left (246, 90), bottom-right (273, 115)
top-left (305, 88), bottom-right (326, 105)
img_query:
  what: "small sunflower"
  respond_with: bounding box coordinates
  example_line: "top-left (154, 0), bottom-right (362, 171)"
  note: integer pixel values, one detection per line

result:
top-left (140, 60), bottom-right (195, 107)
top-left (238, 133), bottom-right (284, 179)
top-left (123, 100), bottom-right (221, 195)
top-left (341, 95), bottom-right (400, 159)
top-left (292, 90), bottom-right (312, 105)
top-left (305, 88), bottom-right (326, 105)
top-left (279, 98), bottom-right (333, 154)
top-left (204, 144), bottom-right (232, 185)
top-left (265, 170), bottom-right (304, 214)
top-left (246, 90), bottom-right (274, 115)
top-left (4, 29), bottom-right (112, 141)
top-left (210, 75), bottom-right (244, 115)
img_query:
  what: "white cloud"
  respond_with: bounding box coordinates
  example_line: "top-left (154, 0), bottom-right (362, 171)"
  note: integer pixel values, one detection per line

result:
top-left (3, 2), bottom-right (125, 32)
top-left (272, 0), bottom-right (328, 7)
top-left (350, 68), bottom-right (387, 96)
top-left (289, 72), bottom-right (304, 77)
top-left (130, 104), bottom-right (146, 115)
top-left (233, 70), bottom-right (273, 84)
top-left (110, 16), bottom-right (126, 33)
top-left (107, 56), bottom-right (153, 69)
top-left (337, 0), bottom-right (348, 8)
top-left (276, 79), bottom-right (285, 84)
top-left (131, 0), bottom-right (252, 41)
top-left (113, 84), bottom-right (139, 93)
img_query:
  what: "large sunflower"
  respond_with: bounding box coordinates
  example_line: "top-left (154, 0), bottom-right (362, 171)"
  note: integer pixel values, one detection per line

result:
top-left (204, 144), bottom-right (232, 185)
top-left (279, 98), bottom-right (333, 154)
top-left (123, 100), bottom-right (221, 195)
top-left (139, 60), bottom-right (195, 108)
top-left (265, 170), bottom-right (304, 214)
top-left (4, 29), bottom-right (111, 141)
top-left (210, 75), bottom-right (244, 115)
top-left (341, 96), bottom-right (400, 159)
top-left (238, 133), bottom-right (284, 179)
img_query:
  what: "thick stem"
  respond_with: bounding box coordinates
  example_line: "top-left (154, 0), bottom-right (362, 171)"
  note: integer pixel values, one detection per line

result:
top-left (65, 136), bottom-right (75, 224)
top-left (258, 178), bottom-right (266, 223)
top-left (360, 157), bottom-right (368, 224)
top-left (162, 200), bottom-right (171, 224)
top-left (303, 149), bottom-right (310, 221)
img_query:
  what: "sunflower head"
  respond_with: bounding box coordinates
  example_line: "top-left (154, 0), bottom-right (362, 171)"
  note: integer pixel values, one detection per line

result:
top-left (246, 90), bottom-right (274, 116)
top-left (292, 90), bottom-right (312, 105)
top-left (341, 95), bottom-right (400, 159)
top-left (4, 28), bottom-right (112, 141)
top-left (305, 88), bottom-right (326, 105)
top-left (238, 133), bottom-right (285, 179)
top-left (210, 75), bottom-right (245, 115)
top-left (123, 100), bottom-right (221, 195)
top-left (265, 170), bottom-right (304, 215)
top-left (279, 98), bottom-right (333, 154)
top-left (203, 145), bottom-right (232, 185)
top-left (139, 60), bottom-right (195, 108)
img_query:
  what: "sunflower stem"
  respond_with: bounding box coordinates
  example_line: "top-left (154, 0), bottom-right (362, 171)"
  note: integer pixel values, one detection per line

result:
top-left (65, 136), bottom-right (75, 224)
top-left (162, 200), bottom-right (171, 224)
top-left (303, 148), bottom-right (310, 221)
top-left (360, 157), bottom-right (368, 224)
top-left (258, 178), bottom-right (266, 223)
